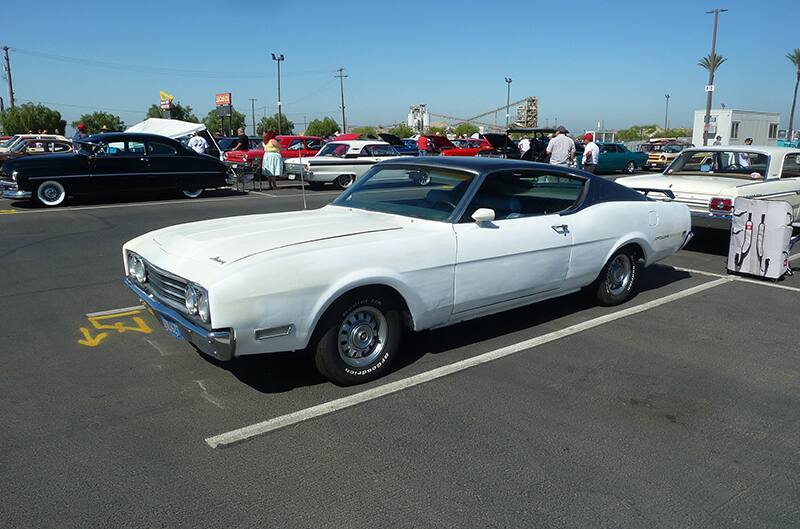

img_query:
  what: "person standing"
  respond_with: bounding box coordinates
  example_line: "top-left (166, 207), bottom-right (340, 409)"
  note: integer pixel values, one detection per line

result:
top-left (261, 137), bottom-right (283, 190)
top-left (518, 137), bottom-right (531, 157)
top-left (417, 135), bottom-right (429, 156)
top-left (545, 126), bottom-right (575, 166)
top-left (713, 135), bottom-right (723, 146)
top-left (581, 133), bottom-right (599, 173)
top-left (231, 128), bottom-right (249, 151)
top-left (188, 131), bottom-right (208, 154)
top-left (72, 123), bottom-right (88, 142)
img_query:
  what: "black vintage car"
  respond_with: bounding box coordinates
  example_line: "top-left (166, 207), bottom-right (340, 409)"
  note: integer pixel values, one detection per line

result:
top-left (0, 132), bottom-right (233, 207)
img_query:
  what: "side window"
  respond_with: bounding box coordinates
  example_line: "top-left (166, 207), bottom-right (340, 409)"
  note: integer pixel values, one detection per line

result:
top-left (147, 142), bottom-right (177, 155)
top-left (98, 141), bottom-right (126, 155)
top-left (781, 153), bottom-right (800, 178)
top-left (461, 171), bottom-right (586, 222)
top-left (287, 139), bottom-right (304, 150)
top-left (128, 141), bottom-right (146, 155)
top-left (306, 139), bottom-right (323, 150)
top-left (362, 144), bottom-right (395, 157)
top-left (53, 142), bottom-right (71, 153)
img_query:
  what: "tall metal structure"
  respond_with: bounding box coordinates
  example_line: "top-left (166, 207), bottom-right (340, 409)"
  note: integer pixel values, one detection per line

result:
top-left (271, 53), bottom-right (284, 134)
top-left (335, 68), bottom-right (348, 133)
top-left (2, 46), bottom-right (14, 108)
top-left (249, 98), bottom-right (257, 135)
top-left (664, 94), bottom-right (670, 129)
top-left (703, 8), bottom-right (727, 145)
top-left (504, 77), bottom-right (512, 129)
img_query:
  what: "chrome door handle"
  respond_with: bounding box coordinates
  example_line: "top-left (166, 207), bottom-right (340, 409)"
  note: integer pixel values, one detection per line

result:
top-left (551, 224), bottom-right (569, 235)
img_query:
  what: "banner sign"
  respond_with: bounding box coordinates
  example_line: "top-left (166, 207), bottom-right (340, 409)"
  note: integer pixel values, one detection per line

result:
top-left (215, 92), bottom-right (232, 106)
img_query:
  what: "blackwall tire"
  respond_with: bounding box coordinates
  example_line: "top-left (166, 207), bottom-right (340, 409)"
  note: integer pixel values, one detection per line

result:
top-left (312, 289), bottom-right (403, 386)
top-left (36, 180), bottom-right (67, 207)
top-left (334, 174), bottom-right (355, 190)
top-left (591, 249), bottom-right (639, 306)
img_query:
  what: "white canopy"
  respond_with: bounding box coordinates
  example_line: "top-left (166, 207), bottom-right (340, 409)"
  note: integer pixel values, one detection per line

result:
top-left (125, 118), bottom-right (205, 139)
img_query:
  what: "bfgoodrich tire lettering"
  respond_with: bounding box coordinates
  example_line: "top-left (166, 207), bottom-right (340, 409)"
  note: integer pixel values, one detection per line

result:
top-left (312, 288), bottom-right (402, 385)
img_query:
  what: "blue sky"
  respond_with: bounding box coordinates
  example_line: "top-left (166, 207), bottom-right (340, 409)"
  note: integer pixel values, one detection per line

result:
top-left (3, 0), bottom-right (799, 133)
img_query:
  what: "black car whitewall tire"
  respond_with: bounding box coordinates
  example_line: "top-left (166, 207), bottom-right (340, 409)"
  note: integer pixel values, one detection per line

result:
top-left (36, 180), bottom-right (67, 207)
top-left (334, 174), bottom-right (355, 190)
top-left (181, 189), bottom-right (204, 198)
top-left (312, 288), bottom-right (402, 385)
top-left (590, 248), bottom-right (639, 306)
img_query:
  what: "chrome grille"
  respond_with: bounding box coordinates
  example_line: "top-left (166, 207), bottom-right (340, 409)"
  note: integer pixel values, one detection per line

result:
top-left (144, 261), bottom-right (188, 312)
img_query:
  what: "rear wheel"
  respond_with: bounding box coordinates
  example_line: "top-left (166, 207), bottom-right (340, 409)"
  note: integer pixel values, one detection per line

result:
top-left (36, 180), bottom-right (67, 207)
top-left (334, 174), bottom-right (355, 190)
top-left (181, 189), bottom-right (204, 199)
top-left (311, 288), bottom-right (403, 385)
top-left (624, 161), bottom-right (636, 174)
top-left (590, 248), bottom-right (639, 306)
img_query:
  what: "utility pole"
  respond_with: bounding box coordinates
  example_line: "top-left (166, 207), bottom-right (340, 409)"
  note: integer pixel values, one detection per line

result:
top-left (271, 53), bottom-right (284, 134)
top-left (703, 8), bottom-right (727, 146)
top-left (3, 46), bottom-right (15, 108)
top-left (335, 68), bottom-right (348, 133)
top-left (249, 98), bottom-right (257, 135)
top-left (664, 94), bottom-right (670, 130)
top-left (504, 77), bottom-right (512, 130)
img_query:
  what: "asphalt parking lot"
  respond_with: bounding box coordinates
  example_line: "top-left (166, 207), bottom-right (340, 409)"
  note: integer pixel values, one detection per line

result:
top-left (1, 185), bottom-right (798, 529)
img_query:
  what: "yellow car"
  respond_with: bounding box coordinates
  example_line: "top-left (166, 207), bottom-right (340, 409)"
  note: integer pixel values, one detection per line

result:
top-left (646, 143), bottom-right (692, 170)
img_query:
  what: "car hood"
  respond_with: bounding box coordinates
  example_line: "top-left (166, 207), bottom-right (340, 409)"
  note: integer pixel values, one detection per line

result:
top-left (616, 173), bottom-right (745, 197)
top-left (151, 205), bottom-right (403, 265)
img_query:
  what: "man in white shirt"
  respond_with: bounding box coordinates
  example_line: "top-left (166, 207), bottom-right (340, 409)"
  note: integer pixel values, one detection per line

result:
top-left (581, 133), bottom-right (599, 173)
top-left (518, 137), bottom-right (531, 156)
top-left (188, 132), bottom-right (208, 154)
top-left (546, 126), bottom-right (575, 166)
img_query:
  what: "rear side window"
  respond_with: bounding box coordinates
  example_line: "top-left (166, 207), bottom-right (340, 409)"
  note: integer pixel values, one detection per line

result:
top-left (362, 144), bottom-right (396, 157)
top-left (782, 153), bottom-right (800, 178)
top-left (128, 141), bottom-right (146, 155)
top-left (148, 142), bottom-right (177, 155)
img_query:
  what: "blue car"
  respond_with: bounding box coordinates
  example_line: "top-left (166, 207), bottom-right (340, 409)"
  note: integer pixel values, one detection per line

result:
top-left (379, 133), bottom-right (418, 156)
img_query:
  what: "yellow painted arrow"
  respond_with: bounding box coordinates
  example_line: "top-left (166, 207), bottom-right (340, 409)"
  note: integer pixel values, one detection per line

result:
top-left (78, 327), bottom-right (108, 347)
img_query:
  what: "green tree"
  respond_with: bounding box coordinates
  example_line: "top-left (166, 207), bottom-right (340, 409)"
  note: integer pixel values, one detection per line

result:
top-left (351, 126), bottom-right (377, 137)
top-left (305, 116), bottom-right (340, 137)
top-left (453, 122), bottom-right (478, 137)
top-left (72, 112), bottom-right (125, 133)
top-left (786, 48), bottom-right (800, 142)
top-left (257, 113), bottom-right (294, 135)
top-left (146, 101), bottom-right (199, 122)
top-left (426, 125), bottom-right (448, 135)
top-left (616, 124), bottom-right (659, 142)
top-left (698, 52), bottom-right (727, 75)
top-left (0, 103), bottom-right (62, 134)
top-left (203, 108), bottom-right (246, 135)
top-left (387, 123), bottom-right (414, 138)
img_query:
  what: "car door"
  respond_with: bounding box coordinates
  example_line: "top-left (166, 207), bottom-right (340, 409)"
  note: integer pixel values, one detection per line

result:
top-left (598, 144), bottom-right (621, 172)
top-left (451, 169), bottom-right (581, 314)
top-left (90, 139), bottom-right (149, 191)
top-left (283, 138), bottom-right (305, 159)
top-left (304, 138), bottom-right (323, 157)
top-left (143, 140), bottom-right (180, 189)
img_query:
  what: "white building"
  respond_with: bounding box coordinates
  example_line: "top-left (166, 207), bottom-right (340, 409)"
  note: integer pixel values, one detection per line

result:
top-left (692, 109), bottom-right (780, 147)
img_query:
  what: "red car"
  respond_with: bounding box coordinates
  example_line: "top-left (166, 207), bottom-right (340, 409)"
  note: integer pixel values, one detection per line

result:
top-left (423, 135), bottom-right (492, 156)
top-left (223, 135), bottom-right (324, 164)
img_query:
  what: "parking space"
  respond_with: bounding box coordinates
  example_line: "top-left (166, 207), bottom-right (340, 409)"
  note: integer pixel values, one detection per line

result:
top-left (1, 193), bottom-right (798, 528)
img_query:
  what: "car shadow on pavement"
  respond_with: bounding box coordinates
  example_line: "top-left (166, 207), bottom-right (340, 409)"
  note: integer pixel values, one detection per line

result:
top-left (203, 265), bottom-right (692, 394)
top-left (683, 228), bottom-right (729, 256)
top-left (5, 188), bottom-right (246, 209)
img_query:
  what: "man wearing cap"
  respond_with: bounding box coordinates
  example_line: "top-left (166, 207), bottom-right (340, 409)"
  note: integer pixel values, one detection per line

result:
top-left (582, 133), bottom-right (599, 173)
top-left (72, 123), bottom-right (88, 142)
top-left (545, 126), bottom-right (575, 166)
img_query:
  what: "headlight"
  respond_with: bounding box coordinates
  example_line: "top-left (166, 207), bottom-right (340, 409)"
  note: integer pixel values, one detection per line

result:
top-left (127, 252), bottom-right (146, 283)
top-left (185, 284), bottom-right (198, 314)
top-left (197, 290), bottom-right (210, 323)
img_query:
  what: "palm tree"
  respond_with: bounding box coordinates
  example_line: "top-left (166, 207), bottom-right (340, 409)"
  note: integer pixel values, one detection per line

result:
top-left (786, 49), bottom-right (800, 144)
top-left (698, 52), bottom-right (727, 73)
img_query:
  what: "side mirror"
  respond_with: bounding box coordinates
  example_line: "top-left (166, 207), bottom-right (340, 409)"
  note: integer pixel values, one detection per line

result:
top-left (472, 208), bottom-right (495, 224)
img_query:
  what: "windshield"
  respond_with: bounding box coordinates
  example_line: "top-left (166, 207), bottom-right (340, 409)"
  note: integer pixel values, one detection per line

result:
top-left (317, 142), bottom-right (350, 157)
top-left (333, 165), bottom-right (476, 221)
top-left (668, 150), bottom-right (769, 179)
top-left (662, 144), bottom-right (685, 153)
top-left (10, 140), bottom-right (32, 153)
top-left (0, 135), bottom-right (20, 148)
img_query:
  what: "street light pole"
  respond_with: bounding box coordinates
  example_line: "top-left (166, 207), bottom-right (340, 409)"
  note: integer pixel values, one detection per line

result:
top-left (249, 98), bottom-right (257, 135)
top-left (335, 67), bottom-right (348, 133)
top-left (504, 77), bottom-right (512, 130)
top-left (271, 53), bottom-right (284, 134)
top-left (703, 8), bottom-right (727, 146)
top-left (664, 94), bottom-right (670, 130)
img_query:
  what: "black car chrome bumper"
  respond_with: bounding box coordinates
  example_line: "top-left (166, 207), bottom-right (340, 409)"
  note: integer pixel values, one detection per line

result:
top-left (124, 278), bottom-right (235, 361)
top-left (0, 180), bottom-right (31, 199)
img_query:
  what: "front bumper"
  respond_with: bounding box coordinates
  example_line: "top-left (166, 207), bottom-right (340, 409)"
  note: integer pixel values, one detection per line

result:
top-left (124, 278), bottom-right (235, 361)
top-left (1, 179), bottom-right (31, 199)
top-left (691, 211), bottom-right (731, 230)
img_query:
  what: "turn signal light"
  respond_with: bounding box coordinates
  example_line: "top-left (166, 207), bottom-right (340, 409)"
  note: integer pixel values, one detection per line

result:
top-left (709, 197), bottom-right (733, 213)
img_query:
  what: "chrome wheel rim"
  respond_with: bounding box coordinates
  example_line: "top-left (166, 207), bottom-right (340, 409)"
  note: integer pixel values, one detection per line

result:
top-left (625, 162), bottom-right (635, 173)
top-left (182, 189), bottom-right (203, 198)
top-left (38, 182), bottom-right (65, 205)
top-left (337, 175), bottom-right (354, 188)
top-left (606, 255), bottom-right (632, 296)
top-left (338, 306), bottom-right (387, 368)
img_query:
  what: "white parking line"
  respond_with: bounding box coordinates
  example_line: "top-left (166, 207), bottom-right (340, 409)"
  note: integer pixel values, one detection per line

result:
top-left (205, 277), bottom-right (731, 449)
top-left (675, 266), bottom-right (800, 293)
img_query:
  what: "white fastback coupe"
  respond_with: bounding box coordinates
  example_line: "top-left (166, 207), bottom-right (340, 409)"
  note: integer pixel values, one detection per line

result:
top-left (123, 158), bottom-right (691, 385)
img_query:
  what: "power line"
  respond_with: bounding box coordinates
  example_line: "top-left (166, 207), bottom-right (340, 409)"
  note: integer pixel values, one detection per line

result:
top-left (19, 99), bottom-right (143, 114)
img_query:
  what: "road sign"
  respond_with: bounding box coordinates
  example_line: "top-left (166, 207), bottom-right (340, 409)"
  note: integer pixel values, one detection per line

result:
top-left (216, 104), bottom-right (232, 117)
top-left (705, 85), bottom-right (715, 92)
top-left (215, 92), bottom-right (232, 106)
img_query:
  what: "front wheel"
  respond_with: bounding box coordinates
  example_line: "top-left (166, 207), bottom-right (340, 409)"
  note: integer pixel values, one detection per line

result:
top-left (311, 289), bottom-right (403, 385)
top-left (624, 161), bottom-right (636, 174)
top-left (334, 174), bottom-right (355, 190)
top-left (36, 180), bottom-right (67, 207)
top-left (590, 249), bottom-right (639, 306)
top-left (181, 189), bottom-right (204, 199)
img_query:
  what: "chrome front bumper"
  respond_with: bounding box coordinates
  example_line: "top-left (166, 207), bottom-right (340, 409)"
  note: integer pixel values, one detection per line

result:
top-left (124, 278), bottom-right (235, 361)
top-left (1, 180), bottom-right (31, 199)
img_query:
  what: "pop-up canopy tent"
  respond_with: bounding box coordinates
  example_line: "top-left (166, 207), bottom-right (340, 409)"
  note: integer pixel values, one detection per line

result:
top-left (125, 118), bottom-right (221, 159)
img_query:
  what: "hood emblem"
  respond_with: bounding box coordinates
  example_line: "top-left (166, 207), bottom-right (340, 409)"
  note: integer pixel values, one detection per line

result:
top-left (210, 256), bottom-right (227, 264)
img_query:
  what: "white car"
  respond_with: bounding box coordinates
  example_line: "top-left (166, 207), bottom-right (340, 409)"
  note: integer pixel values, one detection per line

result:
top-left (617, 145), bottom-right (800, 229)
top-left (0, 134), bottom-right (70, 153)
top-left (284, 139), bottom-right (401, 190)
top-left (123, 157), bottom-right (691, 385)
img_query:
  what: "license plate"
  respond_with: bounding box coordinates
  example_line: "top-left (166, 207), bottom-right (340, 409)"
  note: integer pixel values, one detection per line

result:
top-left (287, 174), bottom-right (296, 180)
top-left (161, 316), bottom-right (183, 340)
